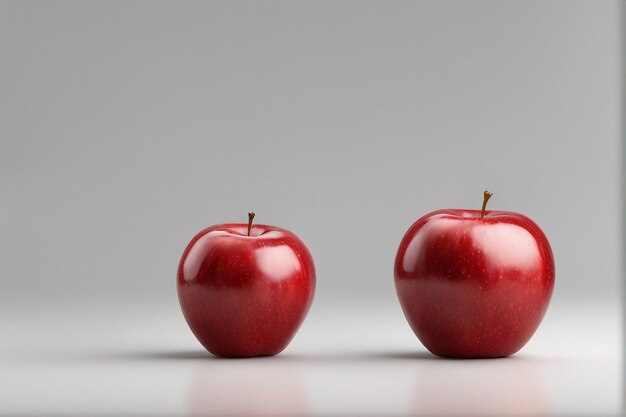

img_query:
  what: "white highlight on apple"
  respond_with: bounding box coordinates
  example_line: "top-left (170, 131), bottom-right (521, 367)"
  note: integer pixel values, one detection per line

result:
top-left (402, 216), bottom-right (458, 272)
top-left (256, 245), bottom-right (302, 280)
top-left (472, 224), bottom-right (540, 270)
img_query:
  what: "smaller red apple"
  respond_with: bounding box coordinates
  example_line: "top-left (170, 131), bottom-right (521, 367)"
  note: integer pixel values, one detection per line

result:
top-left (177, 212), bottom-right (316, 358)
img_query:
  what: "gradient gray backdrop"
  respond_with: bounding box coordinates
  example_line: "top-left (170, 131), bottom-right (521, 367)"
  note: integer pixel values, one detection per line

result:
top-left (0, 1), bottom-right (622, 416)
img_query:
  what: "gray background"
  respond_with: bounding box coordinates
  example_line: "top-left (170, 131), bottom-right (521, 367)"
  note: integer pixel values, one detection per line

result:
top-left (0, 1), bottom-right (622, 416)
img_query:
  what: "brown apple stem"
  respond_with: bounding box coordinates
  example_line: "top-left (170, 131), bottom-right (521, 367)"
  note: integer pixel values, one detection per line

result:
top-left (481, 191), bottom-right (493, 218)
top-left (247, 211), bottom-right (255, 236)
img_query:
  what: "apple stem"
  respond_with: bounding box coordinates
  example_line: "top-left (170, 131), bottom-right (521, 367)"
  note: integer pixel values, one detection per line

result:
top-left (247, 211), bottom-right (255, 236)
top-left (481, 191), bottom-right (493, 218)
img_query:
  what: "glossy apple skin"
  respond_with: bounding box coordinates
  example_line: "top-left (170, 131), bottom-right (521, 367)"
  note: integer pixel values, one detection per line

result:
top-left (177, 223), bottom-right (315, 358)
top-left (394, 209), bottom-right (554, 358)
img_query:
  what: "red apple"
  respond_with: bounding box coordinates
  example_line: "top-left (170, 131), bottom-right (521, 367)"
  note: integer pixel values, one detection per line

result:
top-left (394, 191), bottom-right (554, 358)
top-left (177, 212), bottom-right (315, 358)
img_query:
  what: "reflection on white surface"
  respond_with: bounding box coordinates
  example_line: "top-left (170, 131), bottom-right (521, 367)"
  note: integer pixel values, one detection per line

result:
top-left (188, 360), bottom-right (306, 416)
top-left (412, 357), bottom-right (546, 415)
top-left (293, 353), bottom-right (550, 416)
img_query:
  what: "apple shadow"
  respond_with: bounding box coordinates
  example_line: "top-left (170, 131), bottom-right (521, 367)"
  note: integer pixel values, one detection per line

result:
top-left (80, 349), bottom-right (438, 363)
top-left (63, 349), bottom-right (220, 362)
top-left (76, 349), bottom-right (547, 364)
top-left (278, 351), bottom-right (554, 364)
top-left (362, 351), bottom-right (442, 360)
top-left (275, 350), bottom-right (440, 363)
top-left (372, 352), bottom-right (519, 361)
top-left (117, 350), bottom-right (217, 361)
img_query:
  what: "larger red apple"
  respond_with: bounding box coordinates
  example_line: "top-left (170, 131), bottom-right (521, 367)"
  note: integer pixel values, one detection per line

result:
top-left (177, 212), bottom-right (315, 358)
top-left (394, 192), bottom-right (554, 358)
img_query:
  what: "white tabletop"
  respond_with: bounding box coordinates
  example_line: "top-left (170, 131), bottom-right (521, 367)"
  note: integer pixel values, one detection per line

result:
top-left (1, 298), bottom-right (620, 416)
